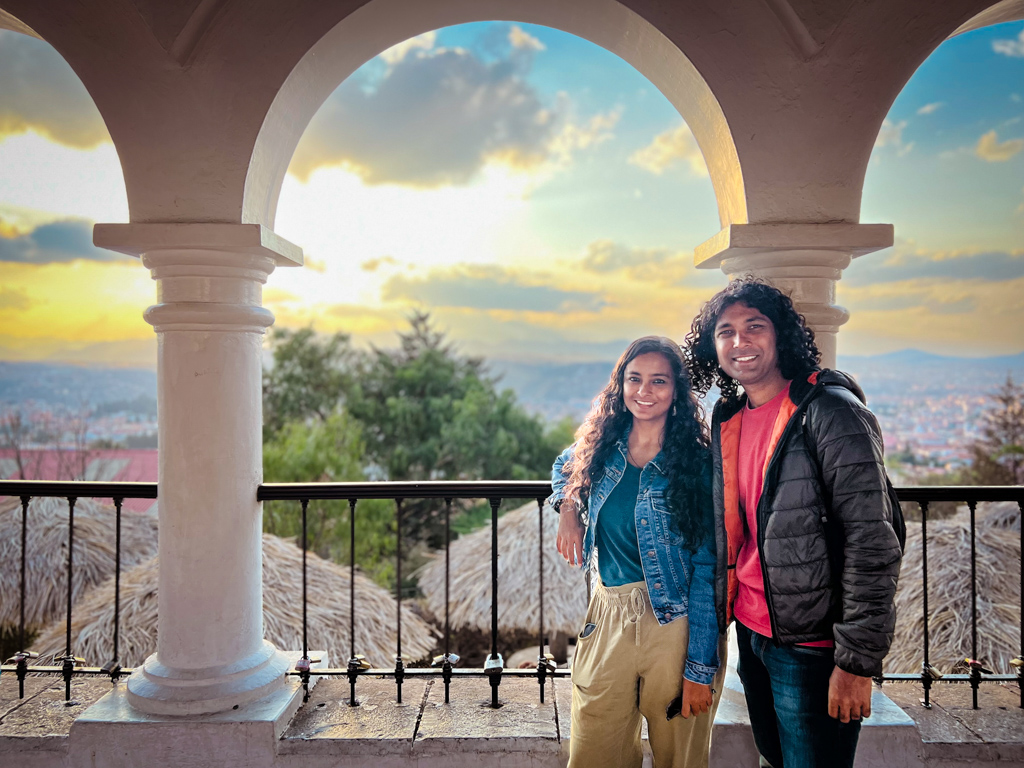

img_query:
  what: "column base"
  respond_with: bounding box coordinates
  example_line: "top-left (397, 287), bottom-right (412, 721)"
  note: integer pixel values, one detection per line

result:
top-left (67, 651), bottom-right (326, 768)
top-left (126, 640), bottom-right (293, 717)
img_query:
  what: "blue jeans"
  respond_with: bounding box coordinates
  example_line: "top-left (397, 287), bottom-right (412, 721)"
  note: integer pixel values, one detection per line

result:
top-left (735, 621), bottom-right (861, 768)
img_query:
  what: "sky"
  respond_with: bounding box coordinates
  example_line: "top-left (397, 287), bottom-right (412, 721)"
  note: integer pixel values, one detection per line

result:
top-left (0, 20), bottom-right (1022, 368)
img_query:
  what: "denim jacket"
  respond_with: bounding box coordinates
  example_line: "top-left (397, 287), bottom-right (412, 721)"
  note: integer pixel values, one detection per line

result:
top-left (549, 434), bottom-right (721, 685)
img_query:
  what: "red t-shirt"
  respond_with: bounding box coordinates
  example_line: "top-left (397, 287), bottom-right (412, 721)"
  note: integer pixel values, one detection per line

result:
top-left (733, 383), bottom-right (833, 647)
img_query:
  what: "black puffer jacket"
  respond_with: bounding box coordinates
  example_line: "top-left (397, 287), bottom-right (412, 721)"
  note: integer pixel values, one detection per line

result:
top-left (711, 370), bottom-right (903, 678)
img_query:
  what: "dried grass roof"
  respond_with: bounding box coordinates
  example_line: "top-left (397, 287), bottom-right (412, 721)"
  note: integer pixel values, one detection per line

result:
top-left (0, 496), bottom-right (158, 630)
top-left (418, 501), bottom-right (588, 636)
top-left (32, 533), bottom-right (437, 668)
top-left (886, 501), bottom-right (1021, 674)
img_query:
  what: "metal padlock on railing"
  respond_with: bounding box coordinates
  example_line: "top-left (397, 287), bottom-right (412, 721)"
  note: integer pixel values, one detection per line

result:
top-left (5, 650), bottom-right (38, 666)
top-left (1010, 658), bottom-right (1023, 671)
top-left (347, 654), bottom-right (372, 672)
top-left (922, 662), bottom-right (944, 680)
top-left (538, 652), bottom-right (557, 673)
top-left (100, 660), bottom-right (122, 679)
top-left (484, 653), bottom-right (504, 675)
top-left (294, 656), bottom-right (321, 674)
top-left (965, 658), bottom-right (993, 675)
top-left (431, 652), bottom-right (460, 667)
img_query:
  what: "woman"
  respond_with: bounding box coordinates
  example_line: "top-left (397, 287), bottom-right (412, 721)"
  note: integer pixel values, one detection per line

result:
top-left (551, 336), bottom-right (724, 768)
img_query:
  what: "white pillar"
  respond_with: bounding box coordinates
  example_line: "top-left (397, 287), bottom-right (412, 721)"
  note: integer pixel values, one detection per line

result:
top-left (694, 223), bottom-right (893, 369)
top-left (93, 223), bottom-right (302, 716)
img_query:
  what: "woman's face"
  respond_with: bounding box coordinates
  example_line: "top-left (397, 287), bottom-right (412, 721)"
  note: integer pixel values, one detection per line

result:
top-left (621, 352), bottom-right (676, 426)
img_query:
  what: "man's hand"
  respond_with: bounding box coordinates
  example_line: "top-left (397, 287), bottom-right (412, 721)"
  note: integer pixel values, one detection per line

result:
top-left (556, 505), bottom-right (584, 566)
top-left (828, 667), bottom-right (873, 723)
top-left (679, 678), bottom-right (713, 718)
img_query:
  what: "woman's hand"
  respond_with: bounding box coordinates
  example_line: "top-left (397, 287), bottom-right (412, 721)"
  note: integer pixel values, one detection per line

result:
top-left (679, 678), bottom-right (713, 718)
top-left (556, 504), bottom-right (585, 567)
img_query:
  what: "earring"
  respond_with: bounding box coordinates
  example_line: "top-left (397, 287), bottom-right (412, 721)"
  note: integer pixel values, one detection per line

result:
top-left (672, 403), bottom-right (678, 416)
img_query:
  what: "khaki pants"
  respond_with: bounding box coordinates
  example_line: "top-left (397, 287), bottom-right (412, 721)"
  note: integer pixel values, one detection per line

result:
top-left (568, 580), bottom-right (727, 768)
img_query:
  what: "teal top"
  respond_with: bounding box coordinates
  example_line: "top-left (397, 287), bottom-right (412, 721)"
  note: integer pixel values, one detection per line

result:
top-left (594, 461), bottom-right (646, 587)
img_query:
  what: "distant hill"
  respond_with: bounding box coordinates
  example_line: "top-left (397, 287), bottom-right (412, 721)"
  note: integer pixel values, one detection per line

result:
top-left (489, 350), bottom-right (1024, 420)
top-left (0, 362), bottom-right (157, 410)
top-left (2, 350), bottom-right (1022, 419)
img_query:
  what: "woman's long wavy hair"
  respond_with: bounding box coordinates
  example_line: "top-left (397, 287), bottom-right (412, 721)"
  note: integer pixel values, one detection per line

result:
top-left (561, 337), bottom-right (711, 550)
top-left (685, 276), bottom-right (821, 402)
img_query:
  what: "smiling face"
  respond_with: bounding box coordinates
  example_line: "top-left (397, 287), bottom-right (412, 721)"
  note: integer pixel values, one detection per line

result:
top-left (713, 301), bottom-right (788, 406)
top-left (622, 352), bottom-right (676, 426)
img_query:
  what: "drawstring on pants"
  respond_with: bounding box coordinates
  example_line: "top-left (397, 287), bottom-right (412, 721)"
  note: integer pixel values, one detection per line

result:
top-left (623, 587), bottom-right (646, 642)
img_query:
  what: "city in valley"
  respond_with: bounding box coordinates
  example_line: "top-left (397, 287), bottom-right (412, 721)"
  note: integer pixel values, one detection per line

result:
top-left (2, 350), bottom-right (1022, 486)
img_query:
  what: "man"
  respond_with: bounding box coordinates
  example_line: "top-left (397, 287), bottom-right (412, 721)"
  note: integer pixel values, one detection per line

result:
top-left (684, 277), bottom-right (903, 768)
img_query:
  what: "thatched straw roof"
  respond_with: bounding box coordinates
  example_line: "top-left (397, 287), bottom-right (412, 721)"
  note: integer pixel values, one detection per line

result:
top-left (418, 501), bottom-right (587, 636)
top-left (32, 533), bottom-right (437, 668)
top-left (0, 496), bottom-right (158, 631)
top-left (886, 501), bottom-right (1021, 674)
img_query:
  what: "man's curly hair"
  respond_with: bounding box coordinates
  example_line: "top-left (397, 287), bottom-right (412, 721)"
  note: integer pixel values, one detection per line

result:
top-left (684, 276), bottom-right (821, 402)
top-left (561, 336), bottom-right (712, 551)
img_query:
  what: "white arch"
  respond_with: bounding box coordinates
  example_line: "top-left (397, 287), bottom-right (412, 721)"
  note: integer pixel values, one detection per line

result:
top-left (245, 0), bottom-right (745, 231)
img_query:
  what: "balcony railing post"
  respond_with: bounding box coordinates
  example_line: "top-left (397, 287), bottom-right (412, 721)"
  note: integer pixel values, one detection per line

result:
top-left (486, 497), bottom-right (503, 709)
top-left (1019, 500), bottom-right (1023, 710)
top-left (347, 498), bottom-right (360, 707)
top-left (536, 497), bottom-right (553, 704)
top-left (969, 500), bottom-right (979, 710)
top-left (110, 497), bottom-right (123, 684)
top-left (63, 496), bottom-right (78, 701)
top-left (444, 497), bottom-right (454, 704)
top-left (395, 498), bottom-right (405, 704)
top-left (920, 500), bottom-right (933, 708)
top-left (17, 495), bottom-right (29, 699)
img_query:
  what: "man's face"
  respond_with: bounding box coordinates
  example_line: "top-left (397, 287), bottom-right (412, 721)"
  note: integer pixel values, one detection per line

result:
top-left (713, 301), bottom-right (782, 388)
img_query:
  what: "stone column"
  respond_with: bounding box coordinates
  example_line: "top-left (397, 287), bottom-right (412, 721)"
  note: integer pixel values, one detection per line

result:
top-left (93, 223), bottom-right (302, 716)
top-left (694, 223), bottom-right (893, 368)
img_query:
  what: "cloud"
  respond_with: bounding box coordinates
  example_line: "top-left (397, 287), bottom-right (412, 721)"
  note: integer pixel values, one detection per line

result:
top-left (0, 287), bottom-right (31, 311)
top-left (289, 38), bottom-right (558, 186)
top-left (1013, 93), bottom-right (1022, 103)
top-left (548, 108), bottom-right (621, 163)
top-left (629, 122), bottom-right (708, 177)
top-left (992, 27), bottom-right (1024, 57)
top-left (575, 239), bottom-right (725, 289)
top-left (874, 119), bottom-right (913, 156)
top-left (0, 218), bottom-right (127, 264)
top-left (0, 30), bottom-right (109, 148)
top-left (509, 25), bottom-right (545, 51)
top-left (361, 256), bottom-right (399, 272)
top-left (381, 265), bottom-right (606, 312)
top-left (379, 31), bottom-right (437, 65)
top-left (916, 102), bottom-right (944, 115)
top-left (975, 129), bottom-right (1024, 161)
top-left (843, 242), bottom-right (1024, 287)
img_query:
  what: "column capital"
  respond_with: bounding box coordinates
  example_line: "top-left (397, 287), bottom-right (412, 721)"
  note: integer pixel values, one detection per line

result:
top-left (694, 222), bottom-right (893, 270)
top-left (93, 222), bottom-right (304, 267)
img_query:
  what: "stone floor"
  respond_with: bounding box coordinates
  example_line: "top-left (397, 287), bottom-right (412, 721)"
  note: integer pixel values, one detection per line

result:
top-left (2, 672), bottom-right (1022, 767)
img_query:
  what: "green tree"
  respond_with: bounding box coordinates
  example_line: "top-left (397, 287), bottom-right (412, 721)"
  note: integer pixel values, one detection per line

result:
top-left (262, 327), bottom-right (357, 439)
top-left (966, 375), bottom-right (1024, 485)
top-left (348, 312), bottom-right (568, 545)
top-left (262, 410), bottom-right (396, 585)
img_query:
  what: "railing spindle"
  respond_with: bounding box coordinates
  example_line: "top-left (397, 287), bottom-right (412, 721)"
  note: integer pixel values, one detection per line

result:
top-left (347, 498), bottom-right (359, 707)
top-left (920, 500), bottom-right (932, 708)
top-left (487, 497), bottom-right (502, 708)
top-left (1018, 500), bottom-right (1023, 710)
top-left (300, 498), bottom-right (310, 701)
top-left (64, 496), bottom-right (77, 701)
top-left (19, 496), bottom-right (28, 655)
top-left (969, 499), bottom-right (979, 710)
top-left (395, 498), bottom-right (404, 704)
top-left (113, 498), bottom-right (122, 674)
top-left (444, 496), bottom-right (453, 703)
top-left (537, 497), bottom-right (547, 703)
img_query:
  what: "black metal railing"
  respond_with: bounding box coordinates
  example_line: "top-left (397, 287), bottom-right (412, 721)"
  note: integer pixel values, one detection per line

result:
top-left (0, 481), bottom-right (157, 700)
top-left (1, 480), bottom-right (1021, 712)
top-left (880, 486), bottom-right (1024, 710)
top-left (256, 481), bottom-right (567, 708)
